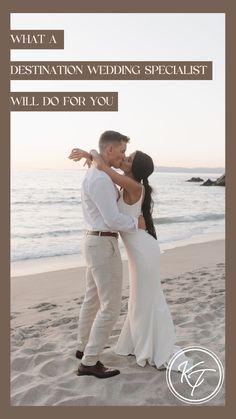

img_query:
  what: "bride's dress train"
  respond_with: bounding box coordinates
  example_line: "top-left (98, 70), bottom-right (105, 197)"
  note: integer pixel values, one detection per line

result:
top-left (115, 189), bottom-right (192, 371)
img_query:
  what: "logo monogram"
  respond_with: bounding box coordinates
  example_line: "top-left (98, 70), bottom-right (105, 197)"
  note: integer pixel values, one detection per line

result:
top-left (166, 346), bottom-right (224, 404)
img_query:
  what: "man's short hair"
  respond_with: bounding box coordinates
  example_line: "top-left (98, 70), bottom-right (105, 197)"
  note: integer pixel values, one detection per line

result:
top-left (99, 130), bottom-right (130, 152)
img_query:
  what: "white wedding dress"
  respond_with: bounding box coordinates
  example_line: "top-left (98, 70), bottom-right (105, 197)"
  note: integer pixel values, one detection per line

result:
top-left (115, 188), bottom-right (192, 371)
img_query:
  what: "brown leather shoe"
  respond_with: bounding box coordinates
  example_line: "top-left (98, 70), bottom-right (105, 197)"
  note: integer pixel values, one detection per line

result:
top-left (75, 350), bottom-right (84, 360)
top-left (77, 361), bottom-right (120, 379)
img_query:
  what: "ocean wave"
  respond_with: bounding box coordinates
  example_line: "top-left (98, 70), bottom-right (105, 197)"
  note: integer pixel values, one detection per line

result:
top-left (11, 198), bottom-right (81, 206)
top-left (11, 248), bottom-right (81, 262)
top-left (11, 213), bottom-right (225, 238)
top-left (153, 213), bottom-right (225, 225)
top-left (12, 228), bottom-right (85, 239)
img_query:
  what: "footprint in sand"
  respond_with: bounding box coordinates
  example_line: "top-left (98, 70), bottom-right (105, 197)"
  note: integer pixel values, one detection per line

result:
top-left (38, 358), bottom-right (75, 377)
top-left (50, 316), bottom-right (76, 327)
top-left (36, 319), bottom-right (49, 325)
top-left (11, 383), bottom-right (50, 406)
top-left (29, 302), bottom-right (58, 312)
top-left (175, 297), bottom-right (194, 305)
top-left (11, 372), bottom-right (35, 390)
top-left (33, 351), bottom-right (62, 366)
top-left (12, 326), bottom-right (41, 345)
top-left (35, 342), bottom-right (56, 352)
top-left (11, 355), bottom-right (34, 372)
top-left (11, 312), bottom-right (20, 320)
top-left (73, 297), bottom-right (84, 304)
top-left (69, 324), bottom-right (77, 330)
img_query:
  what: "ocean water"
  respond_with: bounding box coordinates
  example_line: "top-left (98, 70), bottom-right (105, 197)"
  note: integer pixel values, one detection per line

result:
top-left (11, 169), bottom-right (225, 269)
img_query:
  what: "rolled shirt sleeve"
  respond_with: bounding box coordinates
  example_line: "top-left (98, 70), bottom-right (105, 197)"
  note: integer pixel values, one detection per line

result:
top-left (88, 176), bottom-right (138, 232)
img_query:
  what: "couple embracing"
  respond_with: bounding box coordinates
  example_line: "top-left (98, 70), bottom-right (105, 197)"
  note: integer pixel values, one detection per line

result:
top-left (69, 130), bottom-right (189, 379)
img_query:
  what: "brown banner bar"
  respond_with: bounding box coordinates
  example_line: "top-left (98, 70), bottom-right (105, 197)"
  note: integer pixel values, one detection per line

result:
top-left (10, 61), bottom-right (212, 80)
top-left (10, 30), bottom-right (64, 49)
top-left (10, 92), bottom-right (118, 111)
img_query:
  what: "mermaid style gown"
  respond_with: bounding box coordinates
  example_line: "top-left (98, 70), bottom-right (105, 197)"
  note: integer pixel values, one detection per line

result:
top-left (115, 188), bottom-right (191, 370)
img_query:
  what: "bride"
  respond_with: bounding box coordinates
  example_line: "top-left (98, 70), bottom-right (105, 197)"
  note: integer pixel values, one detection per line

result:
top-left (69, 147), bottom-right (192, 371)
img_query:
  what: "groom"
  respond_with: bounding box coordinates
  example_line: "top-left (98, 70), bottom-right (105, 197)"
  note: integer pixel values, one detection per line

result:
top-left (70, 131), bottom-right (145, 378)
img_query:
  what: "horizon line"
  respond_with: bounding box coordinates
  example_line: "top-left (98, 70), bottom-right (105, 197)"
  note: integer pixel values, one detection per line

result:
top-left (11, 165), bottom-right (225, 171)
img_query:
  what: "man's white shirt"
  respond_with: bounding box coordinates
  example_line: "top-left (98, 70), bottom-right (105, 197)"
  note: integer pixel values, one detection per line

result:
top-left (81, 167), bottom-right (138, 232)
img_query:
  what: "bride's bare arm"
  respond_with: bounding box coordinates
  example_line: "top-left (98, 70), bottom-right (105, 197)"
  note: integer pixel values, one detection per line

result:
top-left (90, 150), bottom-right (142, 196)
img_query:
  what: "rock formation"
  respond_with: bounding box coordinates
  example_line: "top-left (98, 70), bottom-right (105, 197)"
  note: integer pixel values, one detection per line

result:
top-left (201, 174), bottom-right (225, 186)
top-left (186, 177), bottom-right (204, 182)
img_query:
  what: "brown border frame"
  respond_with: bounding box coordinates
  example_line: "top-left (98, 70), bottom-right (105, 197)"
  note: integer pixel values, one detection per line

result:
top-left (1, 0), bottom-right (234, 417)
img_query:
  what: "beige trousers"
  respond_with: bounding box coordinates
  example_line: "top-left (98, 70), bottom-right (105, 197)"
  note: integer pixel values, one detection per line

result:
top-left (77, 235), bottom-right (123, 366)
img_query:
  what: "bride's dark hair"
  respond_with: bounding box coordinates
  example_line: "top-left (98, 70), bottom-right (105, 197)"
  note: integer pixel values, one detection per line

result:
top-left (131, 151), bottom-right (157, 239)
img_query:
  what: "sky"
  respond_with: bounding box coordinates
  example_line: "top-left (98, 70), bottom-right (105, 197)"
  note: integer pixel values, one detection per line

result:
top-left (10, 13), bottom-right (225, 170)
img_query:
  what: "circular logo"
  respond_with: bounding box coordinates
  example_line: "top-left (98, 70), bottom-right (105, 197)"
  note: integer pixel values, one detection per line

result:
top-left (165, 346), bottom-right (224, 405)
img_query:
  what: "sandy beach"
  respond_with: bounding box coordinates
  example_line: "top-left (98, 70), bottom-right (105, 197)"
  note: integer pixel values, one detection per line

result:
top-left (11, 239), bottom-right (225, 406)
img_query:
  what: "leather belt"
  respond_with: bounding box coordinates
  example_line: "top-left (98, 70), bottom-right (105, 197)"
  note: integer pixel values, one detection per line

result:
top-left (86, 231), bottom-right (119, 239)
